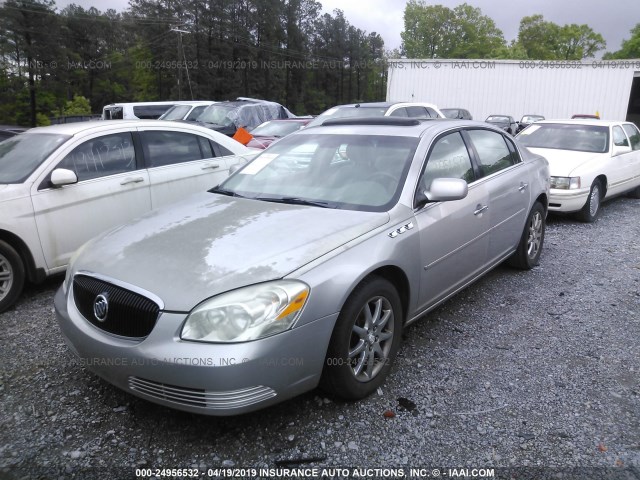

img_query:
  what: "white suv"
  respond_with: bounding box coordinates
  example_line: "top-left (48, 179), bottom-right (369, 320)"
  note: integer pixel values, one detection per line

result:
top-left (0, 120), bottom-right (253, 312)
top-left (306, 101), bottom-right (444, 128)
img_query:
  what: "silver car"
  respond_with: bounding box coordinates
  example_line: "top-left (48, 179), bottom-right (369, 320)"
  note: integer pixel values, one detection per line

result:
top-left (56, 118), bottom-right (549, 415)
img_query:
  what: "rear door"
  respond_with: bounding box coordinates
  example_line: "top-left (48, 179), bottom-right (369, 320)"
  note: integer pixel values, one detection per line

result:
top-left (464, 129), bottom-right (529, 264)
top-left (139, 128), bottom-right (235, 209)
top-left (414, 130), bottom-right (490, 310)
top-left (31, 130), bottom-right (151, 270)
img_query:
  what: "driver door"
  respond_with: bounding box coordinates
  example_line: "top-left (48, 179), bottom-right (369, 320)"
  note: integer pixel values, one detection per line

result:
top-left (414, 131), bottom-right (490, 311)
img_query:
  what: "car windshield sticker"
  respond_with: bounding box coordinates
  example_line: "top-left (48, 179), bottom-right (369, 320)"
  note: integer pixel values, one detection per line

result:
top-left (241, 153), bottom-right (278, 175)
top-left (519, 125), bottom-right (541, 135)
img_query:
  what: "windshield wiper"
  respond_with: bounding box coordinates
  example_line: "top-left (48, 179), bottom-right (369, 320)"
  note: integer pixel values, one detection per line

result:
top-left (255, 196), bottom-right (334, 208)
top-left (209, 186), bottom-right (245, 198)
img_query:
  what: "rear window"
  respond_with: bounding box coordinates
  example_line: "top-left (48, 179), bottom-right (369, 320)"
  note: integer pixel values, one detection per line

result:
top-left (307, 106), bottom-right (388, 128)
top-left (0, 133), bottom-right (71, 183)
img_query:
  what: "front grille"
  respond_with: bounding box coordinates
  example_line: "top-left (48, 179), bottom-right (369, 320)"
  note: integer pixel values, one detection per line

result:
top-left (73, 275), bottom-right (160, 338)
top-left (128, 376), bottom-right (277, 410)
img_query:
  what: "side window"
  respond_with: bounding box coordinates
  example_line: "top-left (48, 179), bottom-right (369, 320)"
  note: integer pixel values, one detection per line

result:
top-left (389, 108), bottom-right (408, 118)
top-left (56, 132), bottom-right (136, 182)
top-left (213, 141), bottom-right (234, 156)
top-left (198, 136), bottom-right (215, 158)
top-left (419, 132), bottom-right (475, 192)
top-left (467, 129), bottom-right (515, 176)
top-left (425, 107), bottom-right (439, 118)
top-left (613, 125), bottom-right (629, 147)
top-left (141, 131), bottom-right (204, 167)
top-left (622, 124), bottom-right (640, 150)
top-left (406, 106), bottom-right (428, 118)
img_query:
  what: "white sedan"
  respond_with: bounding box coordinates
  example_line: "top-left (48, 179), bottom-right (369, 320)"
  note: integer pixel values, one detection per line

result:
top-left (0, 120), bottom-right (254, 312)
top-left (517, 120), bottom-right (640, 222)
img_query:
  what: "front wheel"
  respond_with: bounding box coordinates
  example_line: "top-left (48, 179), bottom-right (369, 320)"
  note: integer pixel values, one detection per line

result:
top-left (508, 202), bottom-right (545, 269)
top-left (0, 240), bottom-right (25, 313)
top-left (577, 180), bottom-right (602, 223)
top-left (320, 276), bottom-right (403, 400)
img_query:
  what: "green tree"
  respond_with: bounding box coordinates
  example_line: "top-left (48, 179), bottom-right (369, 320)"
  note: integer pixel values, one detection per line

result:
top-left (516, 15), bottom-right (606, 60)
top-left (1, 0), bottom-right (61, 126)
top-left (400, 1), bottom-right (457, 58)
top-left (557, 24), bottom-right (605, 59)
top-left (450, 3), bottom-right (505, 58)
top-left (516, 15), bottom-right (560, 60)
top-left (60, 94), bottom-right (92, 115)
top-left (604, 24), bottom-right (640, 59)
top-left (400, 2), bottom-right (505, 59)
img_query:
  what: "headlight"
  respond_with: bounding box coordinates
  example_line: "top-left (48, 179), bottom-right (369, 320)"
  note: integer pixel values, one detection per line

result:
top-left (550, 176), bottom-right (580, 189)
top-left (181, 281), bottom-right (309, 343)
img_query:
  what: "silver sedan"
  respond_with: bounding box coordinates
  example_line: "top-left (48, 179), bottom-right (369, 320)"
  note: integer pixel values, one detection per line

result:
top-left (56, 118), bottom-right (549, 415)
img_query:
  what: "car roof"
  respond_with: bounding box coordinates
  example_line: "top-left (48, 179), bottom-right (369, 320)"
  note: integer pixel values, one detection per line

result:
top-left (23, 120), bottom-right (223, 136)
top-left (534, 119), bottom-right (627, 127)
top-left (299, 118), bottom-right (503, 139)
top-left (331, 101), bottom-right (440, 109)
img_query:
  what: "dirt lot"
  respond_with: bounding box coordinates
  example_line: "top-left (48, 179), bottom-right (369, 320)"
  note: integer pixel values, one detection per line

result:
top-left (1, 197), bottom-right (639, 480)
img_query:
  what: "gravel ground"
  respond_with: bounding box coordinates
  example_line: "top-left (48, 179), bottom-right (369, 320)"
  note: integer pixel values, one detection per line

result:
top-left (1, 196), bottom-right (639, 480)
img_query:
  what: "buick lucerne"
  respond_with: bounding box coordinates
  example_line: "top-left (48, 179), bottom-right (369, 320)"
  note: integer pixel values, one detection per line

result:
top-left (56, 118), bottom-right (549, 415)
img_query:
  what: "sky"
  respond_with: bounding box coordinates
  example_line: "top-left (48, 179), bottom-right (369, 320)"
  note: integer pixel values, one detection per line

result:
top-left (54, 0), bottom-right (639, 55)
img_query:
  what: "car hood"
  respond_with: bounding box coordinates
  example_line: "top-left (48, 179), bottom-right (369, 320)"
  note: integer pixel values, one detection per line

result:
top-left (73, 193), bottom-right (390, 311)
top-left (525, 148), bottom-right (604, 176)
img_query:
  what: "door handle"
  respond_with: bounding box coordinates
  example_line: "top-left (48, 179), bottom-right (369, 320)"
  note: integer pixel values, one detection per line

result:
top-left (120, 177), bottom-right (144, 185)
top-left (519, 182), bottom-right (529, 192)
top-left (201, 163), bottom-right (220, 170)
top-left (474, 204), bottom-right (489, 216)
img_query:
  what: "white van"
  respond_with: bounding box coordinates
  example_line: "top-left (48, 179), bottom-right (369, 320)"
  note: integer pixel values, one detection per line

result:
top-left (102, 101), bottom-right (191, 120)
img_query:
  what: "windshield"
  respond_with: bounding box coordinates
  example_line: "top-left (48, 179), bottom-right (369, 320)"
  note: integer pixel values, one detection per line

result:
top-left (0, 133), bottom-right (71, 183)
top-left (251, 121), bottom-right (305, 137)
top-left (159, 105), bottom-right (191, 120)
top-left (197, 104), bottom-right (236, 126)
top-left (486, 116), bottom-right (509, 123)
top-left (441, 109), bottom-right (458, 119)
top-left (517, 123), bottom-right (610, 153)
top-left (214, 133), bottom-right (419, 212)
top-left (306, 106), bottom-right (389, 128)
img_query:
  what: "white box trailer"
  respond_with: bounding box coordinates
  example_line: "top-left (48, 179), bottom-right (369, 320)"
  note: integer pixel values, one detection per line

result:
top-left (386, 59), bottom-right (640, 126)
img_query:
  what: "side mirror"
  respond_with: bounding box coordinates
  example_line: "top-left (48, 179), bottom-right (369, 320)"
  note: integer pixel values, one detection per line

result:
top-left (50, 168), bottom-right (78, 187)
top-left (425, 178), bottom-right (468, 202)
top-left (612, 145), bottom-right (631, 156)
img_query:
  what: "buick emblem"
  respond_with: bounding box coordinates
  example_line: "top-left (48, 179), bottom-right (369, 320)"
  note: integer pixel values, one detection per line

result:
top-left (93, 293), bottom-right (109, 323)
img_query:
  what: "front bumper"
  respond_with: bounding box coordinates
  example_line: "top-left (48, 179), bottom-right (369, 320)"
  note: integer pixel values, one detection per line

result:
top-left (548, 188), bottom-right (590, 213)
top-left (55, 286), bottom-right (337, 415)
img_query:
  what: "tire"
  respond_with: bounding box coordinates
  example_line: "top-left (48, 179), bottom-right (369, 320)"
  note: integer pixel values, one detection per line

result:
top-left (320, 276), bottom-right (403, 400)
top-left (0, 240), bottom-right (25, 313)
top-left (508, 202), bottom-right (545, 270)
top-left (577, 180), bottom-right (602, 223)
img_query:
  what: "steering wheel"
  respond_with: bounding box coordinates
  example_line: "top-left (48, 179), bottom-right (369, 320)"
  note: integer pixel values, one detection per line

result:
top-left (368, 172), bottom-right (399, 193)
